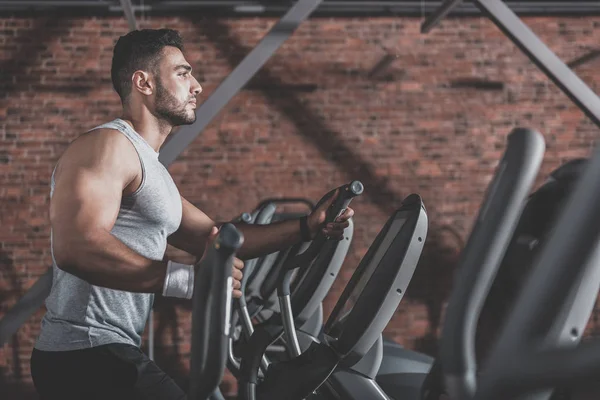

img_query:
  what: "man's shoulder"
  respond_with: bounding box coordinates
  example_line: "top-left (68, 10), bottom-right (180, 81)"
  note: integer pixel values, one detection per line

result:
top-left (76, 126), bottom-right (127, 143)
top-left (66, 126), bottom-right (135, 155)
top-left (56, 127), bottom-right (138, 173)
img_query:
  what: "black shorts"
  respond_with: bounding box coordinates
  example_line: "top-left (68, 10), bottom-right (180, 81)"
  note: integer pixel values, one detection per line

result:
top-left (30, 343), bottom-right (187, 400)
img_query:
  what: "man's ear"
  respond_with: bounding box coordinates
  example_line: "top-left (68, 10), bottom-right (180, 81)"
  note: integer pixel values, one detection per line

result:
top-left (131, 70), bottom-right (154, 96)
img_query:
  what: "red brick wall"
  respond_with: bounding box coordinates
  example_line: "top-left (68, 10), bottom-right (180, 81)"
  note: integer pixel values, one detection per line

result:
top-left (1, 14), bottom-right (599, 398)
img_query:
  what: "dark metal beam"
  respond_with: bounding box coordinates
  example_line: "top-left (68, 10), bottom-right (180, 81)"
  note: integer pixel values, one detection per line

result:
top-left (158, 0), bottom-right (324, 166)
top-left (421, 0), bottom-right (600, 129)
top-left (5, 1), bottom-right (600, 16)
top-left (421, 0), bottom-right (464, 33)
top-left (0, 0), bottom-right (112, 5)
top-left (567, 49), bottom-right (600, 69)
top-left (368, 53), bottom-right (400, 79)
top-left (473, 0), bottom-right (600, 130)
top-left (119, 0), bottom-right (138, 31)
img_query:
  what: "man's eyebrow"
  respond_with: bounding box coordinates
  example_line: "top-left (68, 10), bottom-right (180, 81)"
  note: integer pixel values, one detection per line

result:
top-left (174, 64), bottom-right (192, 72)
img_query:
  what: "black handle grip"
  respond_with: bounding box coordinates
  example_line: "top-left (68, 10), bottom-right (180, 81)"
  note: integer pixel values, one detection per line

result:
top-left (317, 181), bottom-right (364, 224)
top-left (217, 223), bottom-right (245, 251)
top-left (278, 181), bottom-right (363, 297)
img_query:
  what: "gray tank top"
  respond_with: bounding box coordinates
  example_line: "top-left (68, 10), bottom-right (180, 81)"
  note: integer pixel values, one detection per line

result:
top-left (35, 118), bottom-right (182, 351)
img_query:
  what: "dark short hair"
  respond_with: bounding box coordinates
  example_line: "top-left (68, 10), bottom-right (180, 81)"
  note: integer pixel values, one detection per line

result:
top-left (111, 28), bottom-right (184, 102)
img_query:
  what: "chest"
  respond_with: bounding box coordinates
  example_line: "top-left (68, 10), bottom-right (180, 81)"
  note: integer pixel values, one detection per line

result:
top-left (121, 160), bottom-right (183, 236)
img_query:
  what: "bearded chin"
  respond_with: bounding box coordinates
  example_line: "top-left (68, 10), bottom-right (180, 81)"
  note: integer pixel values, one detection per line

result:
top-left (154, 81), bottom-right (196, 126)
top-left (156, 105), bottom-right (195, 126)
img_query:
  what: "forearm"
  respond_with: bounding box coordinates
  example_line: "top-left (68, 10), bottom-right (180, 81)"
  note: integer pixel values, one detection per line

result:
top-left (54, 231), bottom-right (168, 293)
top-left (167, 230), bottom-right (207, 259)
top-left (167, 215), bottom-right (306, 261)
top-left (164, 244), bottom-right (198, 264)
top-left (232, 219), bottom-right (303, 260)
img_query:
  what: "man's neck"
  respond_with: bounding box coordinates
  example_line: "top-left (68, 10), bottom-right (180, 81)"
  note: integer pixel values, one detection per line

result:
top-left (120, 110), bottom-right (173, 152)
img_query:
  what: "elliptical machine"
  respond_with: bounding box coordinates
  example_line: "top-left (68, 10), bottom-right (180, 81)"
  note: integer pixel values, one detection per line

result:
top-left (236, 127), bottom-right (545, 400)
top-left (381, 157), bottom-right (590, 400)
top-left (468, 157), bottom-right (600, 400)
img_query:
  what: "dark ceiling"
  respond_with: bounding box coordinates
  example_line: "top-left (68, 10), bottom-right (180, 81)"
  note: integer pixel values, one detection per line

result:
top-left (1, 1), bottom-right (600, 16)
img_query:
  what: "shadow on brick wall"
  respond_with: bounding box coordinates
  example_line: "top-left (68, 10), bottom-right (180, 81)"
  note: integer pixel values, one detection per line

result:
top-left (0, 252), bottom-right (39, 399)
top-left (192, 17), bottom-right (408, 216)
top-left (0, 16), bottom-right (76, 100)
top-left (0, 251), bottom-right (26, 384)
top-left (406, 225), bottom-right (463, 357)
top-left (0, 381), bottom-right (37, 400)
top-left (188, 16), bottom-right (465, 361)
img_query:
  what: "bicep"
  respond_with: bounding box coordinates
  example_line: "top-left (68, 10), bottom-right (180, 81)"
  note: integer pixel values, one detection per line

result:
top-left (51, 167), bottom-right (122, 239)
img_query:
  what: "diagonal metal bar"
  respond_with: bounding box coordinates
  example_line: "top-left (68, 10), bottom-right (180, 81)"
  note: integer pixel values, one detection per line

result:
top-left (473, 0), bottom-right (600, 129)
top-left (119, 0), bottom-right (138, 31)
top-left (420, 0), bottom-right (465, 33)
top-left (0, 269), bottom-right (52, 346)
top-left (158, 0), bottom-right (323, 166)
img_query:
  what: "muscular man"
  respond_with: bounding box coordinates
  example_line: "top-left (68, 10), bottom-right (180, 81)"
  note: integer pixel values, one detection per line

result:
top-left (30, 28), bottom-right (353, 400)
